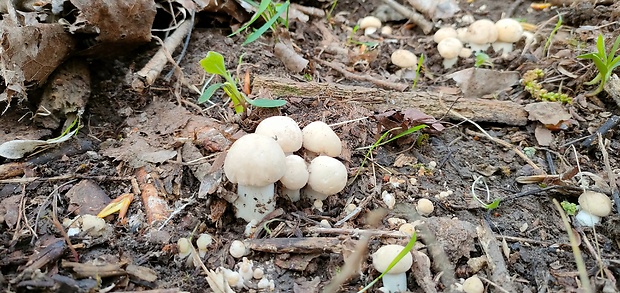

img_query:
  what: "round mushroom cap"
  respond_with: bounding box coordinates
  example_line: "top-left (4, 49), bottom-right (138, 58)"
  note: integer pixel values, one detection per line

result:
top-left (224, 133), bottom-right (287, 186)
top-left (416, 198), bottom-right (434, 216)
top-left (437, 37), bottom-right (463, 59)
top-left (462, 275), bottom-right (484, 293)
top-left (279, 155), bottom-right (309, 190)
top-left (359, 16), bottom-right (382, 29)
top-left (372, 244), bottom-right (413, 274)
top-left (433, 27), bottom-right (458, 43)
top-left (467, 19), bottom-right (498, 44)
top-left (255, 116), bottom-right (303, 153)
top-left (578, 191), bottom-right (612, 217)
top-left (495, 18), bottom-right (523, 43)
top-left (391, 49), bottom-right (418, 69)
top-left (307, 156), bottom-right (347, 196)
top-left (302, 121), bottom-right (342, 157)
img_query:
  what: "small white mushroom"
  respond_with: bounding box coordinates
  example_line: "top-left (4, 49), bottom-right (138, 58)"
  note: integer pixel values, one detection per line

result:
top-left (229, 240), bottom-right (247, 258)
top-left (459, 48), bottom-right (473, 58)
top-left (372, 244), bottom-right (413, 293)
top-left (381, 26), bottom-right (393, 35)
top-left (382, 190), bottom-right (396, 209)
top-left (399, 223), bottom-right (415, 236)
top-left (416, 198), bottom-right (434, 216)
top-left (359, 16), bottom-right (382, 35)
top-left (253, 268), bottom-right (264, 279)
top-left (305, 156), bottom-right (348, 201)
top-left (463, 275), bottom-right (484, 293)
top-left (575, 191), bottom-right (612, 227)
top-left (255, 116), bottom-right (303, 154)
top-left (224, 133), bottom-right (287, 222)
top-left (466, 19), bottom-right (498, 52)
top-left (433, 27), bottom-right (458, 43)
top-left (177, 238), bottom-right (191, 259)
top-left (437, 37), bottom-right (463, 69)
top-left (238, 257), bottom-right (253, 281)
top-left (493, 18), bottom-right (523, 55)
top-left (196, 233), bottom-right (213, 258)
top-left (302, 121), bottom-right (342, 157)
top-left (391, 49), bottom-right (418, 69)
top-left (279, 155), bottom-right (309, 202)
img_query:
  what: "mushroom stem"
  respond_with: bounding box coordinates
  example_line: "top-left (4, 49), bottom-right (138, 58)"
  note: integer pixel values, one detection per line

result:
top-left (304, 186), bottom-right (328, 201)
top-left (235, 184), bottom-right (276, 222)
top-left (382, 273), bottom-right (407, 293)
top-left (492, 42), bottom-right (513, 56)
top-left (442, 57), bottom-right (458, 69)
top-left (283, 187), bottom-right (301, 202)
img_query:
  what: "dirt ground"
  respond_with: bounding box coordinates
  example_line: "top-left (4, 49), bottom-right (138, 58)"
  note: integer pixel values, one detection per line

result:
top-left (1, 0), bottom-right (620, 292)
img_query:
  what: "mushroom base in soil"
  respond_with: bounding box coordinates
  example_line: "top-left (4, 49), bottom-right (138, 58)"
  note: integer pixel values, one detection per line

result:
top-left (234, 184), bottom-right (277, 223)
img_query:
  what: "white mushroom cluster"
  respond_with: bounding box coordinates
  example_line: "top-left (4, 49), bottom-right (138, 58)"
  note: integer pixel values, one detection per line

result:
top-left (432, 18), bottom-right (524, 68)
top-left (217, 256), bottom-right (275, 290)
top-left (223, 116), bottom-right (348, 223)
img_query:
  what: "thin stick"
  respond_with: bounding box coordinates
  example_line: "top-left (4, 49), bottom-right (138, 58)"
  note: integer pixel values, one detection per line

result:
top-left (132, 19), bottom-right (194, 92)
top-left (52, 186), bottom-right (79, 261)
top-left (551, 199), bottom-right (592, 293)
top-left (381, 0), bottom-right (433, 34)
top-left (598, 134), bottom-right (620, 213)
top-left (313, 58), bottom-right (408, 91)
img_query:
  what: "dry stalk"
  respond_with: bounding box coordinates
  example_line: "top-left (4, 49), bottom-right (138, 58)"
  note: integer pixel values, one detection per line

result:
top-left (381, 0), bottom-right (433, 34)
top-left (551, 199), bottom-right (592, 293)
top-left (313, 58), bottom-right (408, 91)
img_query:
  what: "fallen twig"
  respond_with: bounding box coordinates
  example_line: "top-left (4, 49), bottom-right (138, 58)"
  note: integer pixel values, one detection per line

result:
top-left (132, 18), bottom-right (194, 92)
top-left (252, 75), bottom-right (529, 125)
top-left (476, 221), bottom-right (516, 292)
top-left (598, 134), bottom-right (620, 218)
top-left (135, 168), bottom-right (171, 225)
top-left (313, 58), bottom-right (409, 91)
top-left (382, 0), bottom-right (433, 34)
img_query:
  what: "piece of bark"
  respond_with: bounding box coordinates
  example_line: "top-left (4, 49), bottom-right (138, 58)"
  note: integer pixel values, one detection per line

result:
top-left (247, 237), bottom-right (345, 254)
top-left (476, 221), bottom-right (516, 292)
top-left (549, 0), bottom-right (614, 6)
top-left (61, 260), bottom-right (126, 279)
top-left (252, 75), bottom-right (528, 125)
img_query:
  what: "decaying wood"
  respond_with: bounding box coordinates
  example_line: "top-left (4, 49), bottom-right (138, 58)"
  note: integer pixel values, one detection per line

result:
top-left (252, 75), bottom-right (528, 125)
top-left (549, 0), bottom-right (614, 6)
top-left (476, 222), bottom-right (516, 292)
top-left (136, 168), bottom-right (171, 225)
top-left (382, 0), bottom-right (433, 34)
top-left (247, 237), bottom-right (345, 254)
top-left (61, 260), bottom-right (127, 278)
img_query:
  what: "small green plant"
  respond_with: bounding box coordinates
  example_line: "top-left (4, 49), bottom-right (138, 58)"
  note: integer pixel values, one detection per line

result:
top-left (199, 51), bottom-right (286, 113)
top-left (326, 0), bottom-right (338, 21)
top-left (471, 176), bottom-right (501, 210)
top-left (543, 14), bottom-right (563, 56)
top-left (577, 34), bottom-right (620, 96)
top-left (561, 201), bottom-right (578, 216)
top-left (230, 0), bottom-right (290, 45)
top-left (358, 232), bottom-right (417, 292)
top-left (474, 52), bottom-right (493, 68)
top-left (522, 69), bottom-right (572, 103)
top-left (411, 54), bottom-right (424, 90)
top-left (347, 25), bottom-right (379, 48)
top-left (353, 125), bottom-right (427, 180)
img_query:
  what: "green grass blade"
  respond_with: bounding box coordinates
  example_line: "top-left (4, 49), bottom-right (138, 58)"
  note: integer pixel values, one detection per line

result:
top-left (596, 34), bottom-right (607, 63)
top-left (577, 52), bottom-right (597, 59)
top-left (247, 98), bottom-right (287, 107)
top-left (376, 125), bottom-right (427, 147)
top-left (198, 83), bottom-right (223, 103)
top-left (230, 0), bottom-right (272, 36)
top-left (199, 52), bottom-right (229, 78)
top-left (358, 232), bottom-right (417, 293)
top-left (243, 0), bottom-right (289, 45)
top-left (608, 35), bottom-right (620, 62)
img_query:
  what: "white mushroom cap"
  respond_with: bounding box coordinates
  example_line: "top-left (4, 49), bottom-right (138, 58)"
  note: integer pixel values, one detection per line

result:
top-left (302, 121), bottom-right (342, 157)
top-left (466, 19), bottom-right (498, 51)
top-left (359, 16), bottom-right (382, 35)
top-left (372, 244), bottom-right (413, 292)
top-left (462, 275), bottom-right (484, 293)
top-left (255, 116), bottom-right (303, 153)
top-left (279, 155), bottom-right (309, 202)
top-left (381, 26), bottom-right (393, 35)
top-left (306, 156), bottom-right (348, 200)
top-left (229, 240), bottom-right (247, 258)
top-left (391, 49), bottom-right (418, 69)
top-left (224, 133), bottom-right (286, 187)
top-left (372, 244), bottom-right (413, 274)
top-left (416, 198), bottom-right (434, 216)
top-left (495, 18), bottom-right (523, 43)
top-left (224, 133), bottom-right (287, 222)
top-left (578, 191), bottom-right (612, 217)
top-left (459, 48), bottom-right (473, 58)
top-left (433, 27), bottom-right (458, 43)
top-left (177, 237), bottom-right (191, 259)
top-left (197, 233), bottom-right (213, 257)
top-left (437, 37), bottom-right (463, 69)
